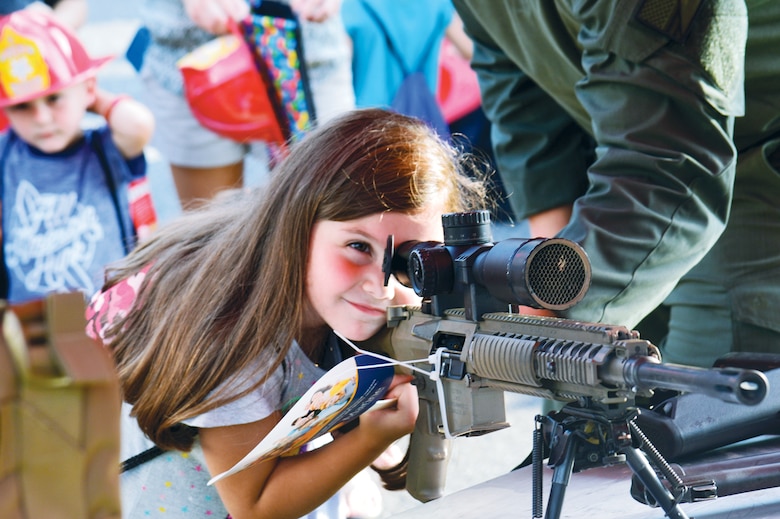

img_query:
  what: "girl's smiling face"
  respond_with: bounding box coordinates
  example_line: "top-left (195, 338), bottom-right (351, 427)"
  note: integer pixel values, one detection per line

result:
top-left (305, 206), bottom-right (445, 341)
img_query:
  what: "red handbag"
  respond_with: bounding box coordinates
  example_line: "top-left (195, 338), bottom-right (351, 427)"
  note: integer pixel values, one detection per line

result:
top-left (178, 20), bottom-right (288, 146)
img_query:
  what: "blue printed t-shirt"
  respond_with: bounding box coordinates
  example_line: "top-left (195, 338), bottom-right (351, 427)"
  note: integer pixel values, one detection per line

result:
top-left (0, 126), bottom-right (145, 303)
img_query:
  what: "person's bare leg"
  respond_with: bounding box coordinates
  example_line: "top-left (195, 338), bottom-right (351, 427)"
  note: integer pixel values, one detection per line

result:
top-left (170, 162), bottom-right (244, 210)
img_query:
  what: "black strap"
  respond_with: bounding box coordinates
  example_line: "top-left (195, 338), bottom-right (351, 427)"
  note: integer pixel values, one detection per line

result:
top-left (89, 131), bottom-right (133, 255)
top-left (120, 445), bottom-right (165, 473)
top-left (0, 133), bottom-right (12, 298)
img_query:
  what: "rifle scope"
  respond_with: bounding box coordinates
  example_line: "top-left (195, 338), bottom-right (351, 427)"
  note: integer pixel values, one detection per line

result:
top-left (385, 211), bottom-right (591, 314)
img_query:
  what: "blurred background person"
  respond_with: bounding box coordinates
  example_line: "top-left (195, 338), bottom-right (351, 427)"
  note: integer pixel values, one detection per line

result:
top-left (0, 9), bottom-right (155, 303)
top-left (135, 0), bottom-right (354, 209)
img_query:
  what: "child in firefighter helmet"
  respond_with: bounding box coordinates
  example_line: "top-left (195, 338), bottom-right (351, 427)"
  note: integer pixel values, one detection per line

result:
top-left (0, 9), bottom-right (156, 303)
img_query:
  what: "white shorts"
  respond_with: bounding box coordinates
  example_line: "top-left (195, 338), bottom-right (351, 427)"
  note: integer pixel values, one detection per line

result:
top-left (141, 73), bottom-right (269, 169)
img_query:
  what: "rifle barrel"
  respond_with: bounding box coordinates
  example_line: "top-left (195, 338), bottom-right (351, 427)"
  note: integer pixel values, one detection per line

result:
top-left (623, 359), bottom-right (768, 406)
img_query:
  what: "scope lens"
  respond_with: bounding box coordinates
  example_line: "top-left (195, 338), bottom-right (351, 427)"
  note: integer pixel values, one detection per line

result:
top-left (527, 242), bottom-right (589, 307)
top-left (387, 241), bottom-right (444, 291)
top-left (408, 252), bottom-right (425, 292)
top-left (407, 246), bottom-right (454, 297)
top-left (392, 260), bottom-right (412, 288)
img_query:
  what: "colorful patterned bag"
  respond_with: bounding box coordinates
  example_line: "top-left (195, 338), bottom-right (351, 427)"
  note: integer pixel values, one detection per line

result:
top-left (245, 1), bottom-right (317, 142)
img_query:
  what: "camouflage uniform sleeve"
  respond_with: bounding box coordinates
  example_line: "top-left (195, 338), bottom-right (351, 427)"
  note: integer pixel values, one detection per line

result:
top-left (454, 0), bottom-right (747, 327)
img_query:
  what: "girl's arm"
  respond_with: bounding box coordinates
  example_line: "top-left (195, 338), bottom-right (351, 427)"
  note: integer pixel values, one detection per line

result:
top-left (201, 374), bottom-right (418, 519)
top-left (91, 89), bottom-right (155, 159)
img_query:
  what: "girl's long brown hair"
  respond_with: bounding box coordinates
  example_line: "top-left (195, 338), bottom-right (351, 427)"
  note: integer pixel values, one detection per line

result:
top-left (104, 108), bottom-right (488, 451)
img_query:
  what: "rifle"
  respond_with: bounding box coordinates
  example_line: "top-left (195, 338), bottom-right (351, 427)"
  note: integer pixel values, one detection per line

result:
top-left (364, 211), bottom-right (769, 519)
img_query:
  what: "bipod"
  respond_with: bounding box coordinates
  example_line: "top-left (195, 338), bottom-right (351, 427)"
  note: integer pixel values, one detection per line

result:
top-left (531, 401), bottom-right (689, 519)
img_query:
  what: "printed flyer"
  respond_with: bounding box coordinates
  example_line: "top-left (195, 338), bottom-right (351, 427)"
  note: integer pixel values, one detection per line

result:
top-left (208, 353), bottom-right (394, 484)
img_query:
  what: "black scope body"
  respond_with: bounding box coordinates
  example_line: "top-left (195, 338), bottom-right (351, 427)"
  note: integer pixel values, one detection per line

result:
top-left (385, 211), bottom-right (592, 319)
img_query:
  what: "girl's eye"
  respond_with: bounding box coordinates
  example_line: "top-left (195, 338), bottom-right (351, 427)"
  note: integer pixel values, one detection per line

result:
top-left (348, 241), bottom-right (371, 254)
top-left (46, 93), bottom-right (61, 105)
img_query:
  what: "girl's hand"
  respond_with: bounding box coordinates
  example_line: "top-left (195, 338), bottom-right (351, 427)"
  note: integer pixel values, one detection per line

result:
top-left (289, 0), bottom-right (341, 22)
top-left (359, 374), bottom-right (419, 443)
top-left (200, 375), bottom-right (416, 518)
top-left (183, 0), bottom-right (250, 34)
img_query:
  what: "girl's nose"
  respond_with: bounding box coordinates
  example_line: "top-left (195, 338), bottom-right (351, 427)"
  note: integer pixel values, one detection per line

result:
top-left (363, 266), bottom-right (394, 301)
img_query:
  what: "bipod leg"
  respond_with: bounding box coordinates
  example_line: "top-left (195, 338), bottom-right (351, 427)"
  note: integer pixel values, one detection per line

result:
top-left (532, 417), bottom-right (545, 518)
top-left (544, 428), bottom-right (577, 519)
top-left (623, 447), bottom-right (689, 519)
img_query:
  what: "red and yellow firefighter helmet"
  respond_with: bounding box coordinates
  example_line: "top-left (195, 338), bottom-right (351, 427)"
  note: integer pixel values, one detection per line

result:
top-left (0, 9), bottom-right (112, 108)
top-left (177, 22), bottom-right (287, 145)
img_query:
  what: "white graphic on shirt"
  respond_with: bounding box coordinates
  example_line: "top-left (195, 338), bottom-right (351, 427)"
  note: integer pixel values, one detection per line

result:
top-left (6, 180), bottom-right (103, 295)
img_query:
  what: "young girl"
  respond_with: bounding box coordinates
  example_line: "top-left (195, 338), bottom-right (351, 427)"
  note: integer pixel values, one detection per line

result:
top-left (86, 108), bottom-right (488, 518)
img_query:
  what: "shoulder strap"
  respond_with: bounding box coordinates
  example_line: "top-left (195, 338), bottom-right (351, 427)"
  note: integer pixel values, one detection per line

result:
top-left (359, 0), bottom-right (408, 75)
top-left (120, 445), bottom-right (165, 473)
top-left (359, 1), bottom-right (444, 75)
top-left (0, 132), bottom-right (16, 299)
top-left (89, 130), bottom-right (134, 255)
